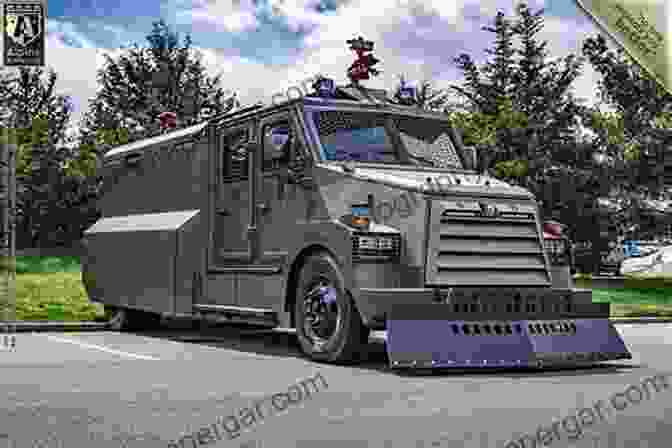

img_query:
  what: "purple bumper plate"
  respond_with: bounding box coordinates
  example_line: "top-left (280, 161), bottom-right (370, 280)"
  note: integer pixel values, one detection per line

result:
top-left (386, 310), bottom-right (631, 369)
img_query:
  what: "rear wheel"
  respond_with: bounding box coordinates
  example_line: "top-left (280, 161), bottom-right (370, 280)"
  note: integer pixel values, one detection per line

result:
top-left (106, 306), bottom-right (161, 331)
top-left (294, 252), bottom-right (369, 364)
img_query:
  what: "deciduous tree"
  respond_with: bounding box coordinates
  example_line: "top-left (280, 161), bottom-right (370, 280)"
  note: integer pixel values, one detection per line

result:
top-left (0, 67), bottom-right (91, 247)
top-left (79, 19), bottom-right (239, 159)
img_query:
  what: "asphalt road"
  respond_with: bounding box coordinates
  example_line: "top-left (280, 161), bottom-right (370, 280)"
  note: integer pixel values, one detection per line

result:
top-left (0, 323), bottom-right (670, 448)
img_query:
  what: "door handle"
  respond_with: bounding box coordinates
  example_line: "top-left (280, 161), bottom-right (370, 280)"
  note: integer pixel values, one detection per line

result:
top-left (256, 202), bottom-right (271, 216)
top-left (216, 208), bottom-right (231, 216)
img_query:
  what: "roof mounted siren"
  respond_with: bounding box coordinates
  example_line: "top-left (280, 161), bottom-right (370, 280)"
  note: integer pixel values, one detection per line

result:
top-left (346, 36), bottom-right (381, 87)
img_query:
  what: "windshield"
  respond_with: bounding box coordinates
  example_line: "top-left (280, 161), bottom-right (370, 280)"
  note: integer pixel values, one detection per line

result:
top-left (309, 110), bottom-right (463, 169)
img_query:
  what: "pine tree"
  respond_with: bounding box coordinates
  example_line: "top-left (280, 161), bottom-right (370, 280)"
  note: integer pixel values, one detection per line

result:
top-left (450, 3), bottom-right (585, 172)
top-left (446, 3), bottom-right (616, 271)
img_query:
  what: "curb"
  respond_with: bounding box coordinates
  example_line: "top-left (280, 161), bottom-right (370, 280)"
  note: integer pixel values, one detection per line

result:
top-left (610, 317), bottom-right (672, 324)
top-left (1, 317), bottom-right (671, 333)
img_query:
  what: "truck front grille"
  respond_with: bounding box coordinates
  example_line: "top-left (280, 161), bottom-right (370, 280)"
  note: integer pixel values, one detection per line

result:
top-left (425, 200), bottom-right (552, 286)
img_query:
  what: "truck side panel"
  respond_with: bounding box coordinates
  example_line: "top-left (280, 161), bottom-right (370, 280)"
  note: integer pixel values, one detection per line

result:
top-left (83, 125), bottom-right (211, 316)
top-left (83, 210), bottom-right (200, 314)
top-left (100, 133), bottom-right (208, 218)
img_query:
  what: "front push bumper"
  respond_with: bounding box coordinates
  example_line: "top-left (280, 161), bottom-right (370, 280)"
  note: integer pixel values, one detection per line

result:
top-left (385, 304), bottom-right (632, 369)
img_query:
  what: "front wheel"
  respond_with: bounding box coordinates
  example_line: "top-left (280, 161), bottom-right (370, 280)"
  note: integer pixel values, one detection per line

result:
top-left (294, 252), bottom-right (369, 364)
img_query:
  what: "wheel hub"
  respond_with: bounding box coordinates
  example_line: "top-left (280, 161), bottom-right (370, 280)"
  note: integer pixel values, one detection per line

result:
top-left (302, 279), bottom-right (340, 344)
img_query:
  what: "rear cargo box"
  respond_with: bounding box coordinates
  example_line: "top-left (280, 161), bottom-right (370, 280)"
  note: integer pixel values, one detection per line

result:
top-left (82, 209), bottom-right (202, 315)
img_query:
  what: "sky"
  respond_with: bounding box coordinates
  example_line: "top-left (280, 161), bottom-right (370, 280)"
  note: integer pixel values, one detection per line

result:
top-left (3, 0), bottom-right (625, 129)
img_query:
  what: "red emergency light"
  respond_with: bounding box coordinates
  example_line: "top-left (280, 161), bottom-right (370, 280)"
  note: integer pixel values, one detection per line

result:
top-left (346, 36), bottom-right (380, 84)
top-left (543, 220), bottom-right (564, 240)
top-left (159, 111), bottom-right (177, 130)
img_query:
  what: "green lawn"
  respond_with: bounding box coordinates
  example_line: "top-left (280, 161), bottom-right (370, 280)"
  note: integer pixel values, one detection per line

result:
top-left (16, 255), bottom-right (82, 274)
top-left (592, 288), bottom-right (672, 317)
top-left (5, 256), bottom-right (672, 321)
top-left (10, 256), bottom-right (104, 321)
top-left (16, 272), bottom-right (104, 321)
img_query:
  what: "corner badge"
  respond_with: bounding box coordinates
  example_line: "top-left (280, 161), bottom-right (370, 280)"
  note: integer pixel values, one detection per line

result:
top-left (573, 0), bottom-right (670, 96)
top-left (2, 1), bottom-right (46, 66)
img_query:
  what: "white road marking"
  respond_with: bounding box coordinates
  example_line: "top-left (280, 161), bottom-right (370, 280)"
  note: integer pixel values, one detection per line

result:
top-left (43, 334), bottom-right (160, 360)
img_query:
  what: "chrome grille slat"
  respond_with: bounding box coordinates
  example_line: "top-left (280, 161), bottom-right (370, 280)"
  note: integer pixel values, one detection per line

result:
top-left (436, 264), bottom-right (547, 271)
top-left (435, 254), bottom-right (546, 270)
top-left (440, 216), bottom-right (535, 224)
top-left (438, 238), bottom-right (542, 255)
top-left (439, 223), bottom-right (539, 239)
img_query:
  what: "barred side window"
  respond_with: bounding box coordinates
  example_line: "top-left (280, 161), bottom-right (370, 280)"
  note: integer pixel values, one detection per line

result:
top-left (221, 128), bottom-right (250, 183)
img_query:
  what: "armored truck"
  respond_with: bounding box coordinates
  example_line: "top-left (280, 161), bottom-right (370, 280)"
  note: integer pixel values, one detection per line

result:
top-left (81, 82), bottom-right (631, 369)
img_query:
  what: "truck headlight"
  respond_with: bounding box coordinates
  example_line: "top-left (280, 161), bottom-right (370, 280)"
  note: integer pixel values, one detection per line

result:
top-left (352, 233), bottom-right (401, 261)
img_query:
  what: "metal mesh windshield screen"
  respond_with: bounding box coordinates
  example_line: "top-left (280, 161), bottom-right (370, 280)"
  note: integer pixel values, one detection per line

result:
top-left (392, 116), bottom-right (462, 169)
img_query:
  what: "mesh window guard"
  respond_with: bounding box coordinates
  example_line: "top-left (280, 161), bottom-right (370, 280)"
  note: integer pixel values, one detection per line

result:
top-left (393, 116), bottom-right (462, 169)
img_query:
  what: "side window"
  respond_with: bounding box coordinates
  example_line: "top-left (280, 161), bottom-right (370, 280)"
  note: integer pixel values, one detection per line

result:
top-left (221, 128), bottom-right (250, 183)
top-left (262, 121), bottom-right (292, 171)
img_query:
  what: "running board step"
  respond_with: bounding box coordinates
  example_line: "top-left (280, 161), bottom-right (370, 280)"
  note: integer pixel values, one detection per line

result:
top-left (193, 304), bottom-right (279, 327)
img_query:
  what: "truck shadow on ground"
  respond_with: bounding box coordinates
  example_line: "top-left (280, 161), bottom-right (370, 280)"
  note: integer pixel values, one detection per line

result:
top-left (137, 320), bottom-right (640, 379)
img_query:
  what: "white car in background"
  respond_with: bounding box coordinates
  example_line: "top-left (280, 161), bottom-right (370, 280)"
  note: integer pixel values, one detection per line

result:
top-left (620, 245), bottom-right (672, 275)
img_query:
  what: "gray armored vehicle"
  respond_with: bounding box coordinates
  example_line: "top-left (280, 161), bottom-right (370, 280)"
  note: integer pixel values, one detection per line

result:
top-left (82, 51), bottom-right (630, 369)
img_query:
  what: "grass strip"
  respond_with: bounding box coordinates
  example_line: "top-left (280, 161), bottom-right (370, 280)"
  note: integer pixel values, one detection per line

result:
top-left (16, 256), bottom-right (82, 274)
top-left (16, 272), bottom-right (104, 321)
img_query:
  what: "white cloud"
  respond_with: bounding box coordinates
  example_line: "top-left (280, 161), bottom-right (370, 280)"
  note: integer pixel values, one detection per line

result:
top-left (44, 33), bottom-right (100, 126)
top-left (196, 48), bottom-right (281, 105)
top-left (46, 20), bottom-right (98, 49)
top-left (39, 0), bottom-right (617, 138)
top-left (539, 16), bottom-right (604, 107)
top-left (176, 0), bottom-right (259, 32)
top-left (266, 0), bottom-right (327, 31)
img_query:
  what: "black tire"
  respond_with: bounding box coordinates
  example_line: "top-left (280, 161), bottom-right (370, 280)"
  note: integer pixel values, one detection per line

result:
top-left (294, 251), bottom-right (370, 364)
top-left (106, 306), bottom-right (161, 332)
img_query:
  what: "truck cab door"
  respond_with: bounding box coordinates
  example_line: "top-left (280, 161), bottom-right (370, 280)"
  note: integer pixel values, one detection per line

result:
top-left (206, 124), bottom-right (252, 306)
top-left (235, 113), bottom-right (305, 309)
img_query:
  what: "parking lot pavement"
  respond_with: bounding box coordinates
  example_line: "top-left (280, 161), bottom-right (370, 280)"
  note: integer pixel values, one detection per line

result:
top-left (0, 324), bottom-right (670, 448)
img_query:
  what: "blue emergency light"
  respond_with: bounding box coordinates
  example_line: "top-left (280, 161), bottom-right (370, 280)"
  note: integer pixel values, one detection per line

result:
top-left (397, 80), bottom-right (416, 105)
top-left (314, 77), bottom-right (336, 98)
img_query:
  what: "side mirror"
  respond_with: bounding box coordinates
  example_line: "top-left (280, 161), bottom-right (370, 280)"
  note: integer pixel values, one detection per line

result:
top-left (462, 146), bottom-right (478, 171)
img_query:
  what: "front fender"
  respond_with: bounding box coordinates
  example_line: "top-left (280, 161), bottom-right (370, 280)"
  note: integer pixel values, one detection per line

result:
top-left (284, 220), bottom-right (355, 303)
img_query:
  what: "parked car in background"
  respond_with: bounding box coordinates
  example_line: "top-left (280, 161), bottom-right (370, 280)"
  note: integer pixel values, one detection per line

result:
top-left (621, 245), bottom-right (672, 275)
